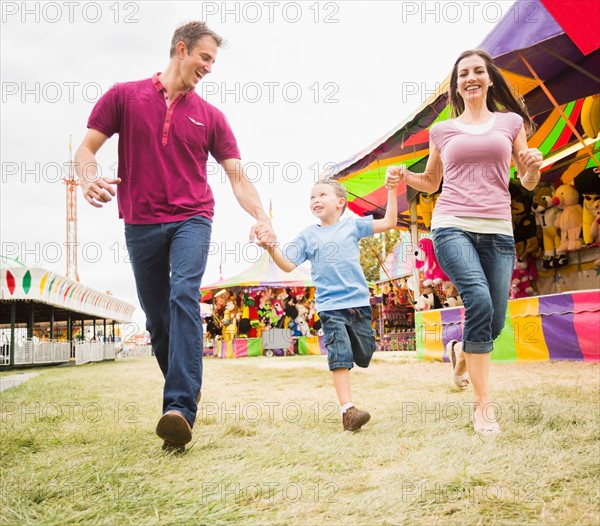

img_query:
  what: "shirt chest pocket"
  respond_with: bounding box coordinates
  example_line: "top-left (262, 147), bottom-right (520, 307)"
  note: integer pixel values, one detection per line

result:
top-left (173, 117), bottom-right (208, 150)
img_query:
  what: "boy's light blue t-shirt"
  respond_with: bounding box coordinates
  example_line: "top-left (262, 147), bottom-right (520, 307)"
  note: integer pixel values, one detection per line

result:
top-left (284, 216), bottom-right (373, 312)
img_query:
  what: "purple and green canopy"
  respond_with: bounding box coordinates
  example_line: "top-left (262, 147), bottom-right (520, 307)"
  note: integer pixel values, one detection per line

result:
top-left (326, 0), bottom-right (600, 229)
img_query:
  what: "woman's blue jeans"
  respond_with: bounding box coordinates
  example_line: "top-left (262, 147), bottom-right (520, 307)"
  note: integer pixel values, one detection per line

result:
top-left (432, 228), bottom-right (515, 354)
top-left (125, 215), bottom-right (212, 427)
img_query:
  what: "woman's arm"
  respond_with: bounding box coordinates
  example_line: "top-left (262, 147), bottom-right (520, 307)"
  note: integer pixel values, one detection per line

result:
top-left (388, 139), bottom-right (443, 194)
top-left (512, 126), bottom-right (543, 191)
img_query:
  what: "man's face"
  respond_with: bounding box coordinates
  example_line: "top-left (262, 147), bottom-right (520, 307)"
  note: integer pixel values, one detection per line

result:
top-left (179, 35), bottom-right (218, 90)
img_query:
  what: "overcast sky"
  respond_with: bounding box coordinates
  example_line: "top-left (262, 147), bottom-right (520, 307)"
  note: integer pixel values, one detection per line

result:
top-left (1, 0), bottom-right (511, 332)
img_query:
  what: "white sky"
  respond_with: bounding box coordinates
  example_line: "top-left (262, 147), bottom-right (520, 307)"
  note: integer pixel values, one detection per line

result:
top-left (1, 0), bottom-right (511, 332)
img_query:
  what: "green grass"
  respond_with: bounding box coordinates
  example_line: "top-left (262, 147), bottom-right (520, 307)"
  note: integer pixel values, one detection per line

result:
top-left (1, 353), bottom-right (598, 525)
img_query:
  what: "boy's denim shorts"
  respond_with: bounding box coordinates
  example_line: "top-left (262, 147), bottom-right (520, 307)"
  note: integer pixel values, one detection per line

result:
top-left (318, 306), bottom-right (377, 371)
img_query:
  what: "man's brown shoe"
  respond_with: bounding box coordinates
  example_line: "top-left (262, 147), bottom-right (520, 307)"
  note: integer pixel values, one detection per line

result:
top-left (160, 393), bottom-right (201, 452)
top-left (156, 410), bottom-right (192, 447)
top-left (343, 407), bottom-right (370, 432)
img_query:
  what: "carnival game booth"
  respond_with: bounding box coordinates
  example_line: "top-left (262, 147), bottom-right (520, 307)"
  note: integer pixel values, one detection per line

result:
top-left (324, 0), bottom-right (600, 362)
top-left (1, 256), bottom-right (135, 368)
top-left (368, 231), bottom-right (418, 351)
top-left (201, 252), bottom-right (326, 359)
top-left (371, 276), bottom-right (415, 352)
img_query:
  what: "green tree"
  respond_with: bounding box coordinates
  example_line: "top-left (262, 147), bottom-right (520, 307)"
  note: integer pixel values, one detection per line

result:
top-left (360, 230), bottom-right (401, 282)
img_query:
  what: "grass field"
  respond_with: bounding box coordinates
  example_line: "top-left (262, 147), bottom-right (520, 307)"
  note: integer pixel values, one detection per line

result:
top-left (1, 352), bottom-right (598, 525)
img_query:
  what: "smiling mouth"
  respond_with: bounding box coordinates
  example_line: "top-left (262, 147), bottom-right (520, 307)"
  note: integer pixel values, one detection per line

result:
top-left (195, 70), bottom-right (203, 79)
top-left (313, 206), bottom-right (323, 213)
top-left (465, 85), bottom-right (481, 92)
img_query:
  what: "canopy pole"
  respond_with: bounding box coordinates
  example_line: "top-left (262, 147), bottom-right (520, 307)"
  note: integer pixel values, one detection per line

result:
top-left (409, 199), bottom-right (421, 299)
top-left (364, 237), bottom-right (411, 303)
top-left (518, 51), bottom-right (600, 166)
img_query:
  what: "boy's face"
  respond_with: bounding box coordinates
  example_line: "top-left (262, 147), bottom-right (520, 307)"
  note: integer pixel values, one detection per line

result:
top-left (310, 184), bottom-right (345, 223)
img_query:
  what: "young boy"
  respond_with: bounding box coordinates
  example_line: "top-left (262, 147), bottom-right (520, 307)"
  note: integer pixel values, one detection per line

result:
top-left (258, 174), bottom-right (399, 431)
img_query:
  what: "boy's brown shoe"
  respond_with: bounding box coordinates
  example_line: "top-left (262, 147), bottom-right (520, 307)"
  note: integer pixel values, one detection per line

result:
top-left (343, 407), bottom-right (371, 432)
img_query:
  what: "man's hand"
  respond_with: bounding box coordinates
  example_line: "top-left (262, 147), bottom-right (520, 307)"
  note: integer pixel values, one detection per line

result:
top-left (250, 217), bottom-right (275, 244)
top-left (80, 176), bottom-right (121, 208)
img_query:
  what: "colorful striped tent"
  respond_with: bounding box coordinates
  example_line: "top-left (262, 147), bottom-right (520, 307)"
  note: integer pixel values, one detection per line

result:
top-left (324, 0), bottom-right (600, 227)
top-left (416, 289), bottom-right (600, 362)
top-left (201, 251), bottom-right (313, 290)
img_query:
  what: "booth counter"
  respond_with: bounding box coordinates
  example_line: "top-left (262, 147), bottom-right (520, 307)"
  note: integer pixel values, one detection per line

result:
top-left (415, 289), bottom-right (600, 362)
top-left (208, 329), bottom-right (327, 359)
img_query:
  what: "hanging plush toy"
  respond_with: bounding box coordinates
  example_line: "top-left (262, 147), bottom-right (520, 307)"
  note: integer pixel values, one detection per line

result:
top-left (294, 314), bottom-right (311, 336)
top-left (589, 198), bottom-right (600, 243)
top-left (553, 184), bottom-right (583, 253)
top-left (573, 167), bottom-right (600, 245)
top-left (511, 191), bottom-right (539, 261)
top-left (532, 184), bottom-right (561, 269)
top-left (417, 192), bottom-right (439, 229)
top-left (222, 300), bottom-right (239, 341)
top-left (205, 316), bottom-right (221, 340)
top-left (588, 199), bottom-right (600, 271)
top-left (510, 257), bottom-right (537, 299)
top-left (414, 237), bottom-right (450, 287)
top-left (414, 284), bottom-right (443, 311)
top-left (442, 283), bottom-right (463, 308)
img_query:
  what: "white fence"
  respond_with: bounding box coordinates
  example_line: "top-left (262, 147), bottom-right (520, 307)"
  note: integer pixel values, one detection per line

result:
top-left (0, 340), bottom-right (116, 367)
top-left (75, 342), bottom-right (116, 365)
top-left (0, 340), bottom-right (71, 366)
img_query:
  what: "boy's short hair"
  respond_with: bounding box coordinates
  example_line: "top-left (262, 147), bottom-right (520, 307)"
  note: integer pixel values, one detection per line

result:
top-left (170, 21), bottom-right (223, 57)
top-left (314, 179), bottom-right (347, 214)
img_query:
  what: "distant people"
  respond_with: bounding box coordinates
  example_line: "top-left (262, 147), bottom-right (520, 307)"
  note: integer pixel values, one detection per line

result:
top-left (388, 49), bottom-right (542, 436)
top-left (258, 174), bottom-right (400, 431)
top-left (75, 21), bottom-right (275, 452)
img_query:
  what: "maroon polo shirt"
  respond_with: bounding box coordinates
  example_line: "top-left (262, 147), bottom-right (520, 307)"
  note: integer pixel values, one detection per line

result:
top-left (87, 74), bottom-right (240, 224)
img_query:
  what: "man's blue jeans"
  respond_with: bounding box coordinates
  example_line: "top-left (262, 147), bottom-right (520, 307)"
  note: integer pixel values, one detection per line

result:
top-left (125, 215), bottom-right (212, 426)
top-left (432, 228), bottom-right (515, 354)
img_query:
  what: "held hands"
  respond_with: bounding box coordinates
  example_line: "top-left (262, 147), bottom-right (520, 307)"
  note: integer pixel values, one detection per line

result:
top-left (251, 217), bottom-right (276, 247)
top-left (385, 167), bottom-right (402, 190)
top-left (80, 176), bottom-right (121, 208)
top-left (386, 165), bottom-right (409, 187)
top-left (519, 148), bottom-right (543, 175)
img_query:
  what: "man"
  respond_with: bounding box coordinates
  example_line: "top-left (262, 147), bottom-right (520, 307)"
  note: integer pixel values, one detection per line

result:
top-left (75, 21), bottom-right (274, 452)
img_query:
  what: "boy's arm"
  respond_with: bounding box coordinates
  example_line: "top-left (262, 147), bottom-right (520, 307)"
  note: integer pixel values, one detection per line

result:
top-left (261, 242), bottom-right (298, 273)
top-left (373, 172), bottom-right (399, 234)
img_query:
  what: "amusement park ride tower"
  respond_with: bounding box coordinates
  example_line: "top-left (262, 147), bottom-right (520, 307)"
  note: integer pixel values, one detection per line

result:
top-left (65, 137), bottom-right (79, 281)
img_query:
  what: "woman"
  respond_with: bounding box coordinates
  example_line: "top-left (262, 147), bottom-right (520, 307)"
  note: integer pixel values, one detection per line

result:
top-left (391, 49), bottom-right (543, 436)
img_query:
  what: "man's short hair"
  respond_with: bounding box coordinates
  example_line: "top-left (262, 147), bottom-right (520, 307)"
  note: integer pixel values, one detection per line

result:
top-left (170, 21), bottom-right (223, 57)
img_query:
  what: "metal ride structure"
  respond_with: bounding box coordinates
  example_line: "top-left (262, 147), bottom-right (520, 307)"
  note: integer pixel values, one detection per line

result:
top-left (65, 137), bottom-right (79, 281)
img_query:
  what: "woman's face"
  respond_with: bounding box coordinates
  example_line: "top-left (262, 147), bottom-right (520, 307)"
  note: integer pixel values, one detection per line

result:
top-left (455, 54), bottom-right (492, 104)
